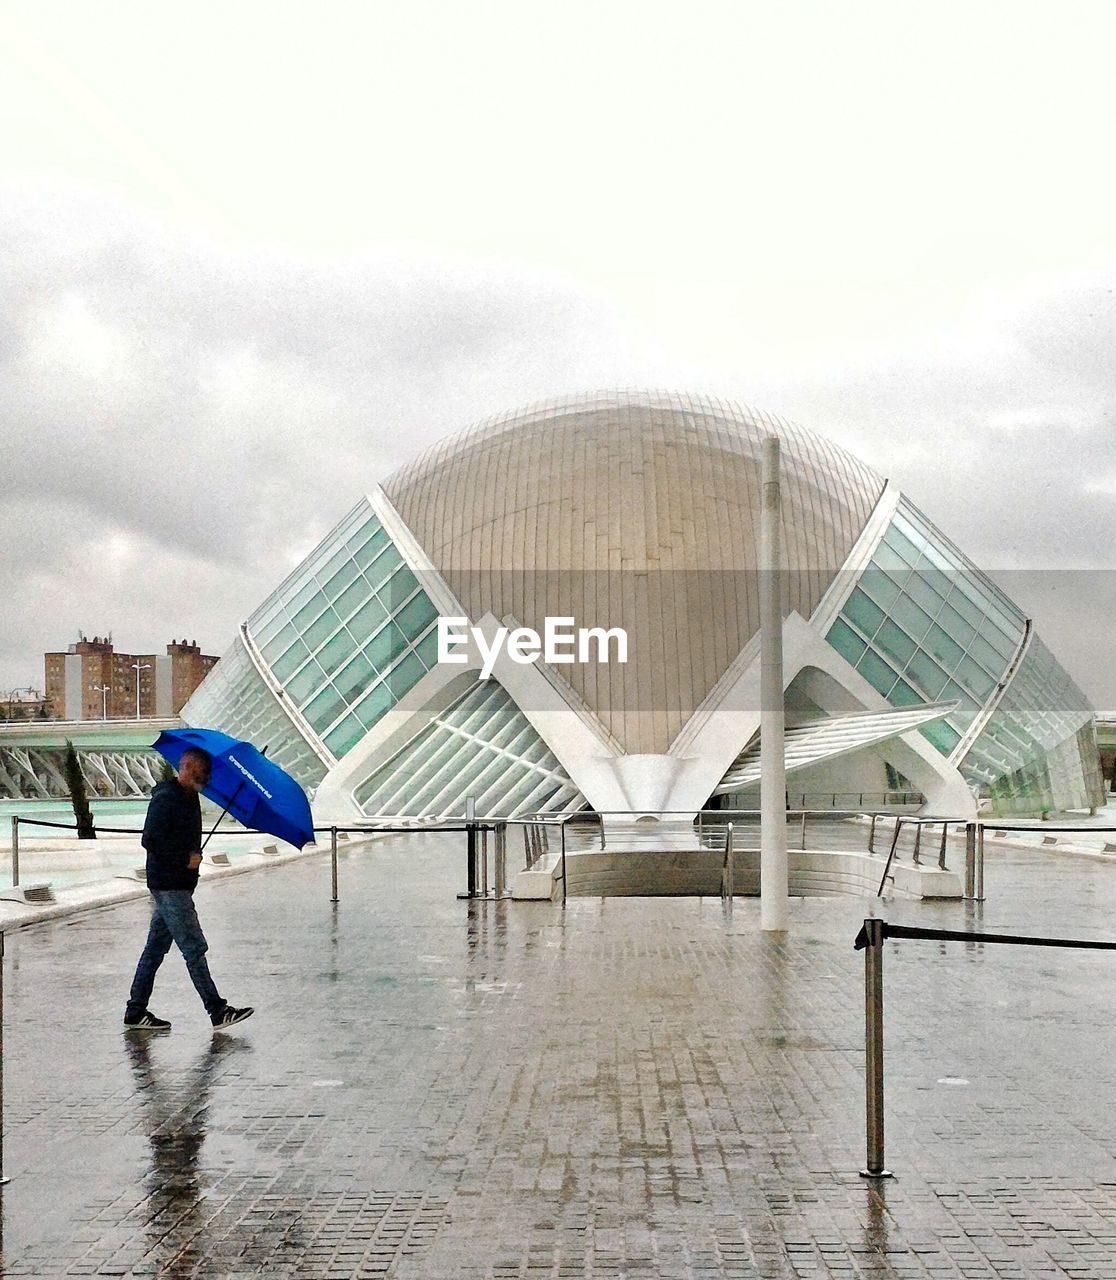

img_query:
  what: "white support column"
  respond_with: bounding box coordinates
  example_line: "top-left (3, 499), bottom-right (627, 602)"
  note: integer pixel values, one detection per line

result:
top-left (760, 436), bottom-right (789, 931)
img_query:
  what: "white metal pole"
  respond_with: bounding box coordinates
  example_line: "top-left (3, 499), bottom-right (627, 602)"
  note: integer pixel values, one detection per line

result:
top-left (760, 436), bottom-right (789, 931)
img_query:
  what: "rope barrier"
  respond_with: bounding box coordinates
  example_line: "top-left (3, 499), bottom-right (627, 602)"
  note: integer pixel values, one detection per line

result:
top-left (854, 914), bottom-right (1116, 1180)
top-left (855, 919), bottom-right (1116, 951)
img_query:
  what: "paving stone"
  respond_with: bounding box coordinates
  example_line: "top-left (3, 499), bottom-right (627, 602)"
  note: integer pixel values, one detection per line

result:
top-left (1, 835), bottom-right (1116, 1275)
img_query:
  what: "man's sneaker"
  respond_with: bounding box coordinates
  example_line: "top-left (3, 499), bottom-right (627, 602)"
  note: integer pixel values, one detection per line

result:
top-left (124, 1010), bottom-right (171, 1031)
top-left (211, 1004), bottom-right (254, 1030)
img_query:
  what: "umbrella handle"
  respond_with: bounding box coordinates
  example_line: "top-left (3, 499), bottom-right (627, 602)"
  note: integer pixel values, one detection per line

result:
top-left (201, 783), bottom-right (242, 850)
top-left (198, 745), bottom-right (268, 852)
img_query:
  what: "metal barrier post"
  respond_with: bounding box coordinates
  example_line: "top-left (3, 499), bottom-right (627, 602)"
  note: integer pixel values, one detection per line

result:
top-left (10, 818), bottom-right (18, 889)
top-left (722, 822), bottom-right (735, 900)
top-left (465, 796), bottom-right (477, 899)
top-left (0, 930), bottom-right (7, 1185)
top-left (938, 822), bottom-right (948, 871)
top-left (868, 812), bottom-right (877, 854)
top-left (976, 824), bottom-right (985, 902)
top-left (876, 819), bottom-right (902, 897)
top-left (330, 826), bottom-right (339, 904)
top-left (560, 823), bottom-right (567, 906)
top-left (800, 811), bottom-right (807, 850)
top-left (964, 822), bottom-right (976, 899)
top-left (859, 917), bottom-right (891, 1179)
top-left (481, 828), bottom-right (489, 897)
top-left (494, 823), bottom-right (507, 898)
top-left (912, 822), bottom-right (922, 866)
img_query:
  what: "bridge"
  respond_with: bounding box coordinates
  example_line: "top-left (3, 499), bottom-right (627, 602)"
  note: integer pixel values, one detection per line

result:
top-left (0, 717), bottom-right (180, 800)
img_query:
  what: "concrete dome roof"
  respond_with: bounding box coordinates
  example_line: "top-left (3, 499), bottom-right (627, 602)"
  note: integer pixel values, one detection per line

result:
top-left (382, 389), bottom-right (886, 754)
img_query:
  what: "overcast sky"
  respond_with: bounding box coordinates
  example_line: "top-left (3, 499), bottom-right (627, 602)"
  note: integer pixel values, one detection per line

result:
top-left (3, 1), bottom-right (1116, 706)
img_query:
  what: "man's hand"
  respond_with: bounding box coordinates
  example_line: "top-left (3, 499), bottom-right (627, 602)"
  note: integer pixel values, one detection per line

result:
top-left (187, 852), bottom-right (203, 870)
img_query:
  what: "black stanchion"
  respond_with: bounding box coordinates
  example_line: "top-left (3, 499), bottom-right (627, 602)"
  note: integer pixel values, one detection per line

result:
top-left (852, 917), bottom-right (1116, 1178)
top-left (1, 930), bottom-right (8, 1186)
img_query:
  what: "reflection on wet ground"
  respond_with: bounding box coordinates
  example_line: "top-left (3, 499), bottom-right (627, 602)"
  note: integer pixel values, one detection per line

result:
top-left (2, 833), bottom-right (1116, 1275)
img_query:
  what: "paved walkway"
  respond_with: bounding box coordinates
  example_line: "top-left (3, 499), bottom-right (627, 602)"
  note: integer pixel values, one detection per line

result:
top-left (3, 835), bottom-right (1116, 1277)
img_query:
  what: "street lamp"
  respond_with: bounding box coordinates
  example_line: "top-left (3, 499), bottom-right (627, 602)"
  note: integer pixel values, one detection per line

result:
top-left (93, 684), bottom-right (110, 720)
top-left (131, 663), bottom-right (151, 719)
top-left (6, 686), bottom-right (38, 721)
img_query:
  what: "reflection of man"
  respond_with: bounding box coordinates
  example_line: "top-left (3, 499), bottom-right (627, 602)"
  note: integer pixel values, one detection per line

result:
top-left (124, 1035), bottom-right (249, 1233)
top-left (124, 747), bottom-right (253, 1031)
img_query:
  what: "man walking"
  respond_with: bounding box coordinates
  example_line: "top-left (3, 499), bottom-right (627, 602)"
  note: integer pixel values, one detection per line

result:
top-left (124, 746), bottom-right (253, 1031)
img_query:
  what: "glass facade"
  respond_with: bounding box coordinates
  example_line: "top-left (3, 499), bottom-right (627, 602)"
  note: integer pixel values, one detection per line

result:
top-left (825, 496), bottom-right (1104, 812)
top-left (246, 500), bottom-right (441, 761)
top-left (180, 633), bottom-right (328, 789)
top-left (355, 678), bottom-right (583, 818)
top-left (826, 497), bottom-right (1027, 757)
top-left (963, 633), bottom-right (1104, 813)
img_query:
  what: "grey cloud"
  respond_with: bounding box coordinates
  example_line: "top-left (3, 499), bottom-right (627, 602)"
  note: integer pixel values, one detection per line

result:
top-left (0, 186), bottom-right (651, 688)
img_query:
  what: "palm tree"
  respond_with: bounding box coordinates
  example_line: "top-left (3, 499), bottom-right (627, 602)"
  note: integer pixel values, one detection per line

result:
top-left (63, 741), bottom-right (96, 839)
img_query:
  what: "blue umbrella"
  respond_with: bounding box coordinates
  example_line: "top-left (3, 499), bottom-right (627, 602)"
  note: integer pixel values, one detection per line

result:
top-left (152, 728), bottom-right (315, 850)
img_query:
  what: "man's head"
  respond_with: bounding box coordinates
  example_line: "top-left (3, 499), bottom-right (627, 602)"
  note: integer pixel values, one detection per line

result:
top-left (178, 747), bottom-right (212, 791)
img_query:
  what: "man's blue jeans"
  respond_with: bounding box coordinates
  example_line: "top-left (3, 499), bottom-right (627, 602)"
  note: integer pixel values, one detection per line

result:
top-left (126, 890), bottom-right (224, 1019)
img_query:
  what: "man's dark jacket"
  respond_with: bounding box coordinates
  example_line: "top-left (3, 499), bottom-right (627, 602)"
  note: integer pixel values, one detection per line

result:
top-left (142, 779), bottom-right (202, 891)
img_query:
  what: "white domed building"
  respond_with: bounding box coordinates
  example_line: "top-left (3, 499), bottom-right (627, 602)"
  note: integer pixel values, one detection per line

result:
top-left (183, 391), bottom-right (1104, 820)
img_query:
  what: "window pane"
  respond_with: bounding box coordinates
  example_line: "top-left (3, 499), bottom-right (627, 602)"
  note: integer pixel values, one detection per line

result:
top-left (872, 543), bottom-right (912, 578)
top-left (881, 525), bottom-right (922, 567)
top-left (334, 653), bottom-right (376, 702)
top-left (921, 720), bottom-right (961, 754)
top-left (890, 594), bottom-right (933, 643)
top-left (890, 678), bottom-right (922, 706)
top-left (346, 595), bottom-right (389, 644)
top-left (285, 659), bottom-right (325, 704)
top-left (875, 619), bottom-right (917, 668)
top-left (304, 683), bottom-right (345, 732)
top-left (968, 632), bottom-right (1009, 675)
top-left (365, 620), bottom-right (408, 672)
top-left (322, 556), bottom-right (360, 601)
top-left (261, 619), bottom-right (299, 655)
top-left (383, 650), bottom-right (425, 699)
top-left (315, 628), bottom-right (355, 678)
top-left (352, 527), bottom-right (389, 570)
top-left (284, 576), bottom-right (320, 616)
top-left (414, 627), bottom-right (440, 669)
top-left (902, 649), bottom-right (949, 699)
top-left (924, 622), bottom-right (965, 670)
top-left (827, 618), bottom-right (867, 666)
top-left (954, 656), bottom-right (997, 700)
top-left (859, 568), bottom-right (901, 610)
top-left (383, 564), bottom-right (419, 609)
top-left (856, 648), bottom-right (899, 696)
top-left (844, 588), bottom-right (885, 639)
top-left (270, 639), bottom-right (311, 683)
top-left (939, 680), bottom-right (980, 721)
top-left (904, 571), bottom-right (946, 616)
top-left (333, 576), bottom-right (370, 623)
top-left (292, 591), bottom-right (327, 632)
top-left (981, 622), bottom-right (1021, 663)
top-left (353, 681), bottom-right (394, 729)
top-left (324, 714), bottom-right (367, 758)
top-left (315, 545), bottom-right (351, 586)
top-left (946, 585), bottom-right (983, 628)
top-left (937, 602), bottom-right (975, 647)
top-left (303, 605), bottom-right (341, 651)
top-left (365, 542), bottom-right (402, 589)
top-left (395, 591), bottom-right (438, 641)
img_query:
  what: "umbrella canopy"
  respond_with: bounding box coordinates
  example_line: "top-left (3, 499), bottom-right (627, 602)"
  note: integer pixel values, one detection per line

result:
top-left (152, 728), bottom-right (315, 849)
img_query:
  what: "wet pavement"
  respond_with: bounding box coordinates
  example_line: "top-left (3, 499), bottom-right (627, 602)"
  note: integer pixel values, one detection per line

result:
top-left (3, 834), bottom-right (1116, 1277)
